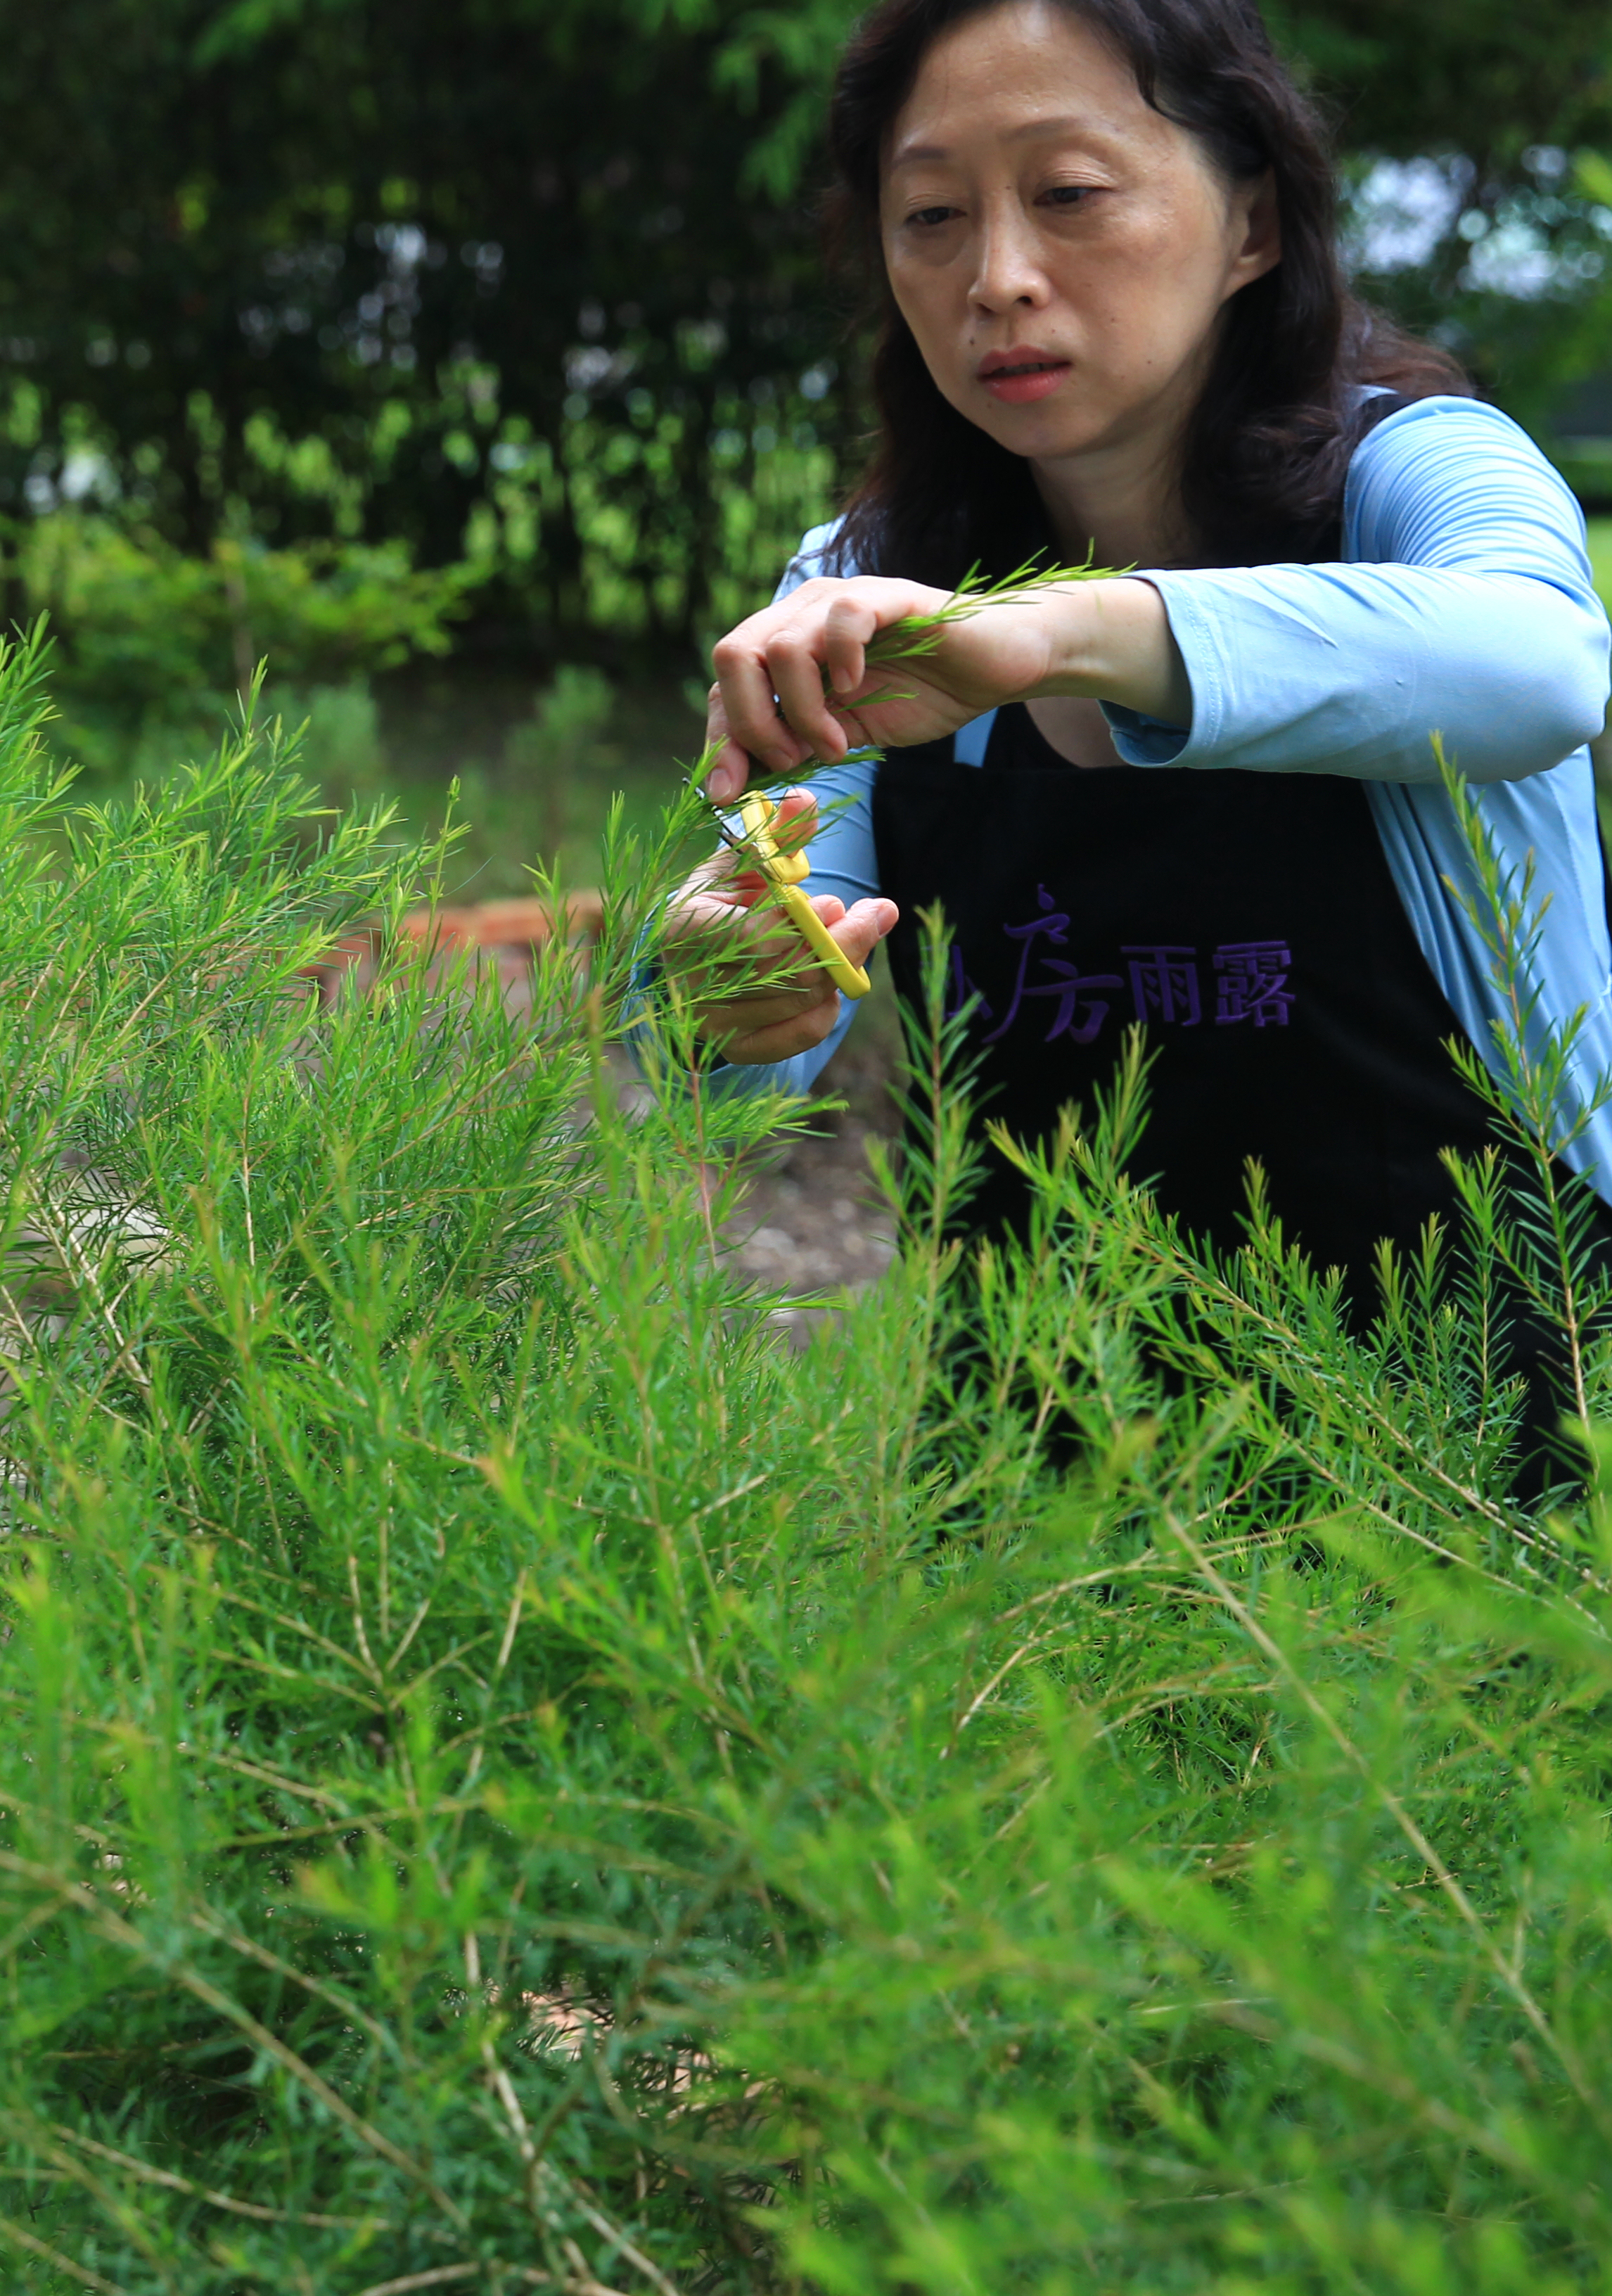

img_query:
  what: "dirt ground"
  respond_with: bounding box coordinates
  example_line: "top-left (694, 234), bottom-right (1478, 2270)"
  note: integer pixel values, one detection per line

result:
top-left (715, 981), bottom-right (904, 1326)
top-left (722, 1108), bottom-right (897, 1294)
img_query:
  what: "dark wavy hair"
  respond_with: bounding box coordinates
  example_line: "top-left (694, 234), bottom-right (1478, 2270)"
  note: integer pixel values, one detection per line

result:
top-left (826, 0), bottom-right (1470, 579)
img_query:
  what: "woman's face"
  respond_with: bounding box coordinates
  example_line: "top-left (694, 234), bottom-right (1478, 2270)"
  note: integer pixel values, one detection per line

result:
top-left (879, 0), bottom-right (1279, 473)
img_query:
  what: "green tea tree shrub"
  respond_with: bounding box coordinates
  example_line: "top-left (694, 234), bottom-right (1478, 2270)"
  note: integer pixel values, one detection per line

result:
top-left (0, 638), bottom-right (1610, 2292)
top-left (13, 515), bottom-right (483, 781)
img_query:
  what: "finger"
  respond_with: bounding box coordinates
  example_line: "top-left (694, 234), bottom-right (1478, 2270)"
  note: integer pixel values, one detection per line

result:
top-left (694, 958), bottom-right (837, 1038)
top-left (765, 626), bottom-right (847, 762)
top-left (665, 905), bottom-right (804, 988)
top-left (827, 896), bottom-right (900, 965)
top-left (703, 892), bottom-right (894, 994)
top-left (701, 686), bottom-right (753, 805)
top-left (689, 885), bottom-right (840, 997)
top-left (710, 986), bottom-right (843, 1066)
top-left (769, 788), bottom-right (820, 858)
top-left (703, 742), bottom-right (753, 804)
top-left (702, 985), bottom-right (833, 1044)
top-left (701, 897), bottom-right (897, 1033)
top-left (712, 624), bottom-right (813, 783)
top-left (663, 853), bottom-right (764, 927)
top-left (821, 592), bottom-right (878, 698)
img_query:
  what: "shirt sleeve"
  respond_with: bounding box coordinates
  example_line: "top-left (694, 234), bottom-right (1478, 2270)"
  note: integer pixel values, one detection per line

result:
top-left (1104, 398), bottom-right (1611, 786)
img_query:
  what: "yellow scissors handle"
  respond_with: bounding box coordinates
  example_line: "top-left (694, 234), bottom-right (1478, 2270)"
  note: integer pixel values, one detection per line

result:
top-left (736, 795), bottom-right (871, 1000)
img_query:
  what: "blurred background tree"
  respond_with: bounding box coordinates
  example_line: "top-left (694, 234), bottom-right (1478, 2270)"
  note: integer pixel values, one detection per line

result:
top-left (0, 0), bottom-right (1606, 857)
top-left (0, 0), bottom-right (852, 670)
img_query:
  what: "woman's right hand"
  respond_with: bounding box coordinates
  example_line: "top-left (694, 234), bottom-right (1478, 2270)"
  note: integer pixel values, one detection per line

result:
top-left (701, 570), bottom-right (1186, 802)
top-left (658, 791), bottom-right (898, 1064)
top-left (703, 574), bottom-right (1047, 802)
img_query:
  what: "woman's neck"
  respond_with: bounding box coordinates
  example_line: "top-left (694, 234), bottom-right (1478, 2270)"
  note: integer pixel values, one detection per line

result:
top-left (1030, 438), bottom-right (1193, 573)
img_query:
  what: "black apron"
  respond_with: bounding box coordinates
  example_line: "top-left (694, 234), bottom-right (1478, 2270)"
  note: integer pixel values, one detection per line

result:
top-left (867, 405), bottom-right (1612, 1485)
top-left (872, 711), bottom-right (1498, 1278)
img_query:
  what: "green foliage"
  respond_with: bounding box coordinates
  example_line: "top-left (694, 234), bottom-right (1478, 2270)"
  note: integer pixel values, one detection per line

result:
top-left (28, 519), bottom-right (475, 693)
top-left (279, 680), bottom-right (390, 810)
top-left (1, 636), bottom-right (1612, 2289)
top-left (1586, 516), bottom-right (1612, 608)
top-left (0, 0), bottom-right (847, 651)
top-left (14, 514), bottom-right (480, 778)
top-left (501, 664), bottom-right (616, 864)
top-left (0, 0), bottom-right (1606, 666)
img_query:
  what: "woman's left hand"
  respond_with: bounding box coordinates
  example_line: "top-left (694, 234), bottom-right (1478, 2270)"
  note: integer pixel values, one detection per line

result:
top-left (659, 790), bottom-right (898, 1062)
top-left (703, 572), bottom-right (1189, 801)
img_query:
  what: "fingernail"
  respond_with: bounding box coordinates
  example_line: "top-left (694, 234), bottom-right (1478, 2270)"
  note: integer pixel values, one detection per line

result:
top-left (706, 767), bottom-right (734, 800)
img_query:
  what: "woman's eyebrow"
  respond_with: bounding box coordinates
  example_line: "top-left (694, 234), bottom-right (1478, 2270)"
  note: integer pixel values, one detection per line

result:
top-left (888, 115), bottom-right (1114, 169)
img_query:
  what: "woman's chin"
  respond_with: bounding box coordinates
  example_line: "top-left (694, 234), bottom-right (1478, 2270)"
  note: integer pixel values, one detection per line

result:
top-left (973, 397), bottom-right (1120, 466)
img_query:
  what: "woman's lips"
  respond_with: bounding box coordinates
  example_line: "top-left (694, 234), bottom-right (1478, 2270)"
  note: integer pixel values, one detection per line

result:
top-left (979, 355), bottom-right (1071, 404)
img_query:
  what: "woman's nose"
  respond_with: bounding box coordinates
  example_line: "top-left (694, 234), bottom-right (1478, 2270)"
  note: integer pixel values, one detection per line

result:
top-left (969, 198), bottom-right (1049, 313)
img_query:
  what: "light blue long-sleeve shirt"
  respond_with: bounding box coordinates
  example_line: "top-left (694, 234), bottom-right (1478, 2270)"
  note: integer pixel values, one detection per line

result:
top-left (705, 397), bottom-right (1612, 1196)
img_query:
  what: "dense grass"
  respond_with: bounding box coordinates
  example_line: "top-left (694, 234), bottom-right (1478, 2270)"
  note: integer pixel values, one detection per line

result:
top-left (1, 634), bottom-right (1612, 2293)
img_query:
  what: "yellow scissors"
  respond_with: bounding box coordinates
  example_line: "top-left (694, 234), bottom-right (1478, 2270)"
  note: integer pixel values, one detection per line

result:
top-left (728, 791), bottom-right (871, 1001)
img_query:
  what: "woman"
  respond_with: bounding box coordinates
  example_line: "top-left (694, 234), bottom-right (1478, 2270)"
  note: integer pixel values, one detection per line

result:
top-left (671, 0), bottom-right (1612, 1280)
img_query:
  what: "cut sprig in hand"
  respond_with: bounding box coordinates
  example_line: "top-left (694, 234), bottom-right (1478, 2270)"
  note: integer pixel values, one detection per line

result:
top-left (855, 550), bottom-right (1106, 669)
top-left (702, 551), bottom-right (1158, 803)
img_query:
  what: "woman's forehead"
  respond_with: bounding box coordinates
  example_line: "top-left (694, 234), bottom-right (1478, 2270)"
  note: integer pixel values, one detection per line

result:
top-left (885, 5), bottom-right (1165, 168)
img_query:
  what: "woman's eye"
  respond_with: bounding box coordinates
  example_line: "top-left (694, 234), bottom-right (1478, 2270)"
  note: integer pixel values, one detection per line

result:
top-left (905, 204), bottom-right (961, 229)
top-left (1042, 184), bottom-right (1099, 208)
